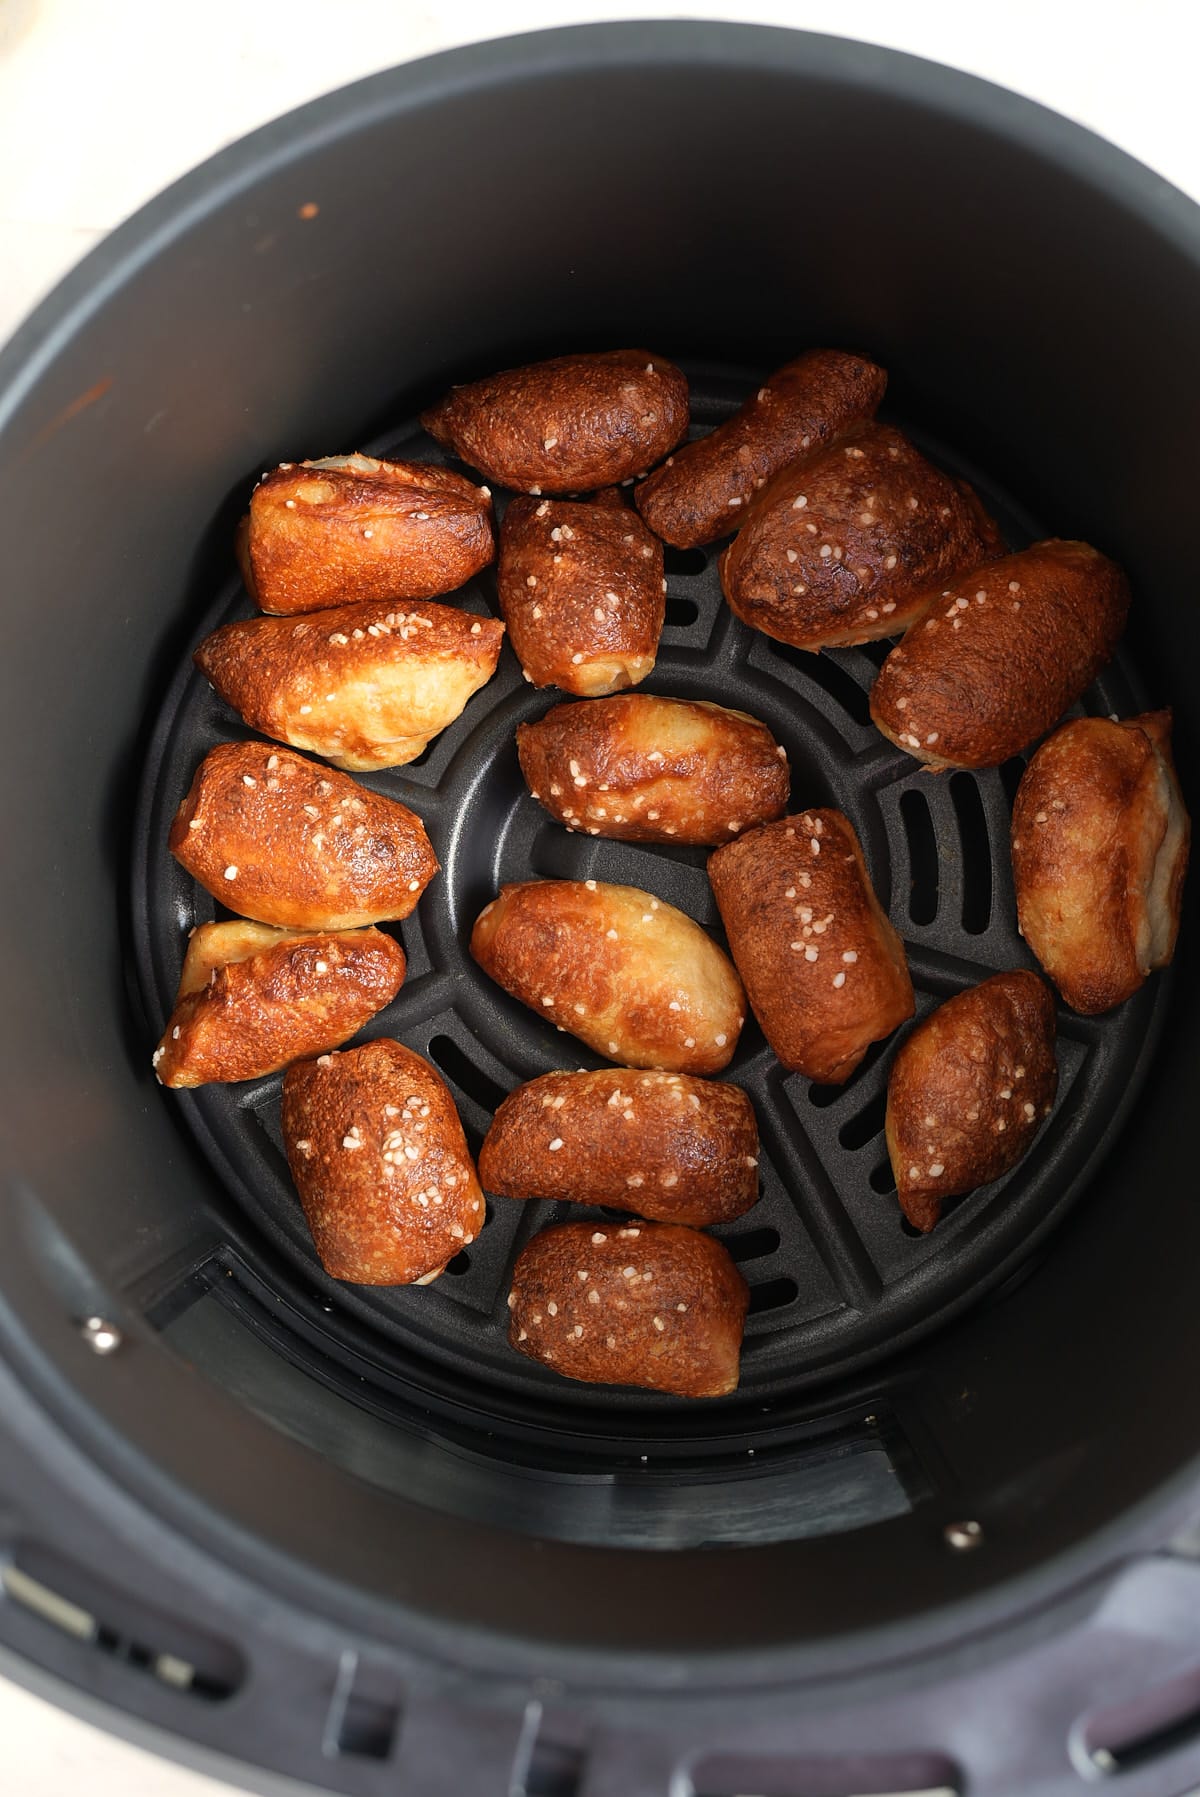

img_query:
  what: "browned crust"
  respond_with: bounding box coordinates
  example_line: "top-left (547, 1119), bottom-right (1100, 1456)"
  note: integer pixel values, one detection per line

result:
top-left (497, 497), bottom-right (664, 695)
top-left (507, 1220), bottom-right (749, 1396)
top-left (885, 971), bottom-right (1058, 1231)
top-left (281, 1038), bottom-right (484, 1284)
top-left (1012, 711), bottom-right (1190, 1012)
top-left (708, 809), bottom-right (914, 1083)
top-left (869, 540), bottom-right (1132, 769)
top-left (516, 694), bottom-right (789, 844)
top-left (240, 454), bottom-right (494, 614)
top-left (194, 597), bottom-right (504, 770)
top-left (718, 423), bottom-right (1004, 649)
top-left (420, 350), bottom-right (688, 494)
top-left (479, 1070), bottom-right (759, 1225)
top-left (634, 349), bottom-right (887, 548)
top-left (153, 923), bottom-right (405, 1087)
top-left (469, 880), bottom-right (745, 1074)
top-left (168, 741), bottom-right (438, 929)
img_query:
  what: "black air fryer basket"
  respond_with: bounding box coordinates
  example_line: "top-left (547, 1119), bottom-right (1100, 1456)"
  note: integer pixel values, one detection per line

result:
top-left (1, 23), bottom-right (1199, 1797)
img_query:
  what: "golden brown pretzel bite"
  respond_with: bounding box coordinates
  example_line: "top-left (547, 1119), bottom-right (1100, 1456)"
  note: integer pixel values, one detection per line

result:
top-left (421, 350), bottom-right (688, 494)
top-left (237, 454), bottom-right (494, 614)
top-left (885, 971), bottom-right (1058, 1232)
top-left (719, 423), bottom-right (1003, 649)
top-left (153, 921), bottom-right (405, 1087)
top-left (1012, 711), bottom-right (1189, 1012)
top-left (479, 1069), bottom-right (759, 1225)
top-left (470, 880), bottom-right (744, 1074)
top-left (507, 1220), bottom-right (749, 1396)
top-left (169, 742), bottom-right (437, 930)
top-left (498, 497), bottom-right (664, 695)
top-left (708, 809), bottom-right (914, 1083)
top-left (869, 540), bottom-right (1130, 769)
top-left (635, 348), bottom-right (886, 548)
top-left (282, 1039), bottom-right (484, 1285)
top-left (516, 693), bottom-right (789, 844)
top-left (195, 598), bottom-right (504, 770)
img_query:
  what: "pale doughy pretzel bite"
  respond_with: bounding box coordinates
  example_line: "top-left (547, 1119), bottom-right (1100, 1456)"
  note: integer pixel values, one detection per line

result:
top-left (195, 598), bottom-right (504, 770)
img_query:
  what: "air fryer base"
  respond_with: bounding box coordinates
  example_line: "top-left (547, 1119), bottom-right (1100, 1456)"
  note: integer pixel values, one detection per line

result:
top-left (4, 19), bottom-right (1200, 1797)
top-left (6, 1347), bottom-right (1200, 1797)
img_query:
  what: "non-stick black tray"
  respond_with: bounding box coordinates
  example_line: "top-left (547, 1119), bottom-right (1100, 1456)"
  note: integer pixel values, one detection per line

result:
top-left (131, 364), bottom-right (1166, 1434)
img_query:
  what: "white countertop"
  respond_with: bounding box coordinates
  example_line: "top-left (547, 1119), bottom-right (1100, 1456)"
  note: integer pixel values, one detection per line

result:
top-left (2, 1), bottom-right (1198, 1791)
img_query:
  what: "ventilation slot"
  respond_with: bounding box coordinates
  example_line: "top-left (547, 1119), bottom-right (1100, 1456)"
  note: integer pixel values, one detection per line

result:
top-left (324, 1652), bottom-right (400, 1762)
top-left (839, 1091), bottom-right (887, 1151)
top-left (999, 754), bottom-right (1027, 813)
top-left (663, 546), bottom-right (708, 578)
top-left (427, 1034), bottom-right (507, 1114)
top-left (747, 1276), bottom-right (798, 1314)
top-left (664, 594), bottom-right (700, 628)
top-left (1079, 1666), bottom-right (1200, 1775)
top-left (899, 787), bottom-right (939, 924)
top-left (724, 1226), bottom-right (781, 1264)
top-left (949, 773), bottom-right (992, 934)
top-left (869, 1157), bottom-right (897, 1195)
top-left (856, 636), bottom-right (896, 669)
top-left (690, 1749), bottom-right (959, 1796)
top-left (337, 1692), bottom-right (398, 1760)
top-left (444, 1251), bottom-right (471, 1276)
top-left (768, 642), bottom-right (872, 726)
top-left (520, 1736), bottom-right (586, 1796)
top-left (2, 1550), bottom-right (242, 1701)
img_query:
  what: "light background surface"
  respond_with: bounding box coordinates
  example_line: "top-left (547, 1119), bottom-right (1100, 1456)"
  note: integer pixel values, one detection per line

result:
top-left (1, 0), bottom-right (1197, 1790)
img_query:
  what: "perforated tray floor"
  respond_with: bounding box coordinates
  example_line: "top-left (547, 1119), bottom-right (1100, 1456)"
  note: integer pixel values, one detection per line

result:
top-left (132, 365), bottom-right (1167, 1431)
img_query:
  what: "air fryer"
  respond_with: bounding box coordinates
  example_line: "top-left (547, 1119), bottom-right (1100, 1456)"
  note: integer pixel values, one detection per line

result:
top-left (0, 23), bottom-right (1198, 1797)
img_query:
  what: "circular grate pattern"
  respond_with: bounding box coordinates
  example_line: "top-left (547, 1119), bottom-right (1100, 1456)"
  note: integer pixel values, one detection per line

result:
top-left (131, 365), bottom-right (1168, 1435)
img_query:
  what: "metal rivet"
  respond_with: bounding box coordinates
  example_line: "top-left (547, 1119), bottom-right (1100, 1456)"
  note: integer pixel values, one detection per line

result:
top-left (81, 1316), bottom-right (122, 1356)
top-left (944, 1519), bottom-right (983, 1551)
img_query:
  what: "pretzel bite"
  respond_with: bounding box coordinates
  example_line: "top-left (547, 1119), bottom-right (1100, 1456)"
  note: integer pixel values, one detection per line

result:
top-left (869, 540), bottom-right (1131, 769)
top-left (708, 810), bottom-right (913, 1083)
top-left (281, 1039), bottom-right (484, 1285)
top-left (516, 694), bottom-right (788, 844)
top-left (479, 1070), bottom-right (759, 1225)
top-left (169, 741), bottom-right (437, 929)
top-left (634, 349), bottom-right (887, 548)
top-left (498, 497), bottom-right (664, 695)
top-left (507, 1220), bottom-right (749, 1396)
top-left (885, 971), bottom-right (1058, 1232)
top-left (195, 598), bottom-right (504, 770)
top-left (1012, 711), bottom-right (1189, 1013)
top-left (152, 921), bottom-right (404, 1088)
top-left (719, 423), bottom-right (1003, 649)
top-left (470, 880), bottom-right (744, 1073)
top-left (421, 349), bottom-right (688, 494)
top-left (237, 454), bottom-right (494, 614)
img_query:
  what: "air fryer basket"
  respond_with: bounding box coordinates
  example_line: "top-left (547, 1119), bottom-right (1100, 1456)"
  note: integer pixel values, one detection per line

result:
top-left (2, 23), bottom-right (1200, 1797)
